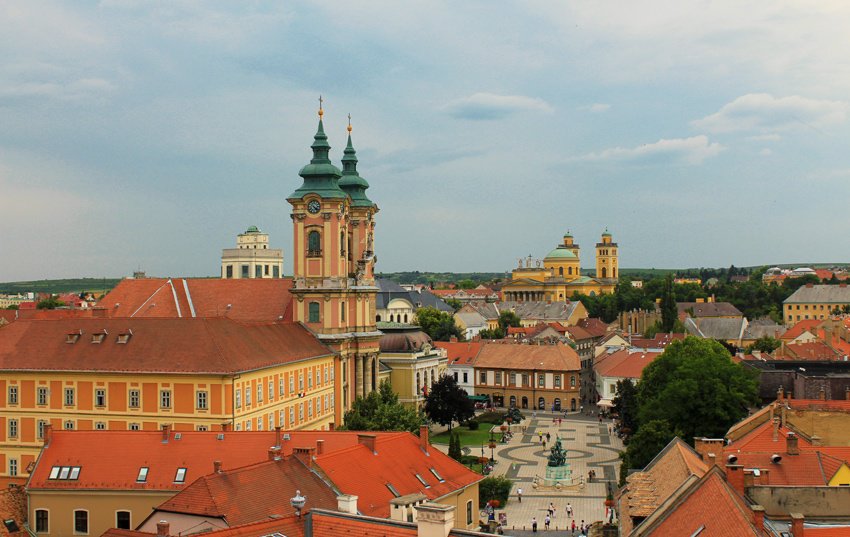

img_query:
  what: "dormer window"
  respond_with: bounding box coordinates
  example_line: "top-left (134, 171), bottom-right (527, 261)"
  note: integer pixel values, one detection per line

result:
top-left (91, 330), bottom-right (108, 344)
top-left (174, 467), bottom-right (187, 483)
top-left (116, 330), bottom-right (132, 344)
top-left (136, 467), bottom-right (148, 482)
top-left (49, 466), bottom-right (81, 480)
top-left (66, 331), bottom-right (82, 344)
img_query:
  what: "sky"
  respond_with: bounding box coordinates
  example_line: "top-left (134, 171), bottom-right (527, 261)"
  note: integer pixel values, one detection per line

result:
top-left (1, 1), bottom-right (849, 281)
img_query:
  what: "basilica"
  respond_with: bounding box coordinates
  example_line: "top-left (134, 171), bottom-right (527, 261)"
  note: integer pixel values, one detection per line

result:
top-left (501, 231), bottom-right (619, 301)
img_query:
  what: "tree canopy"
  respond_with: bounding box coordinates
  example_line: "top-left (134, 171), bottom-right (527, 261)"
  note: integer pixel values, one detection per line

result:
top-left (415, 306), bottom-right (462, 341)
top-left (424, 375), bottom-right (474, 432)
top-left (637, 337), bottom-right (759, 440)
top-left (746, 336), bottom-right (781, 354)
top-left (612, 378), bottom-right (639, 436)
top-left (497, 311), bottom-right (521, 331)
top-left (340, 380), bottom-right (423, 433)
top-left (36, 297), bottom-right (65, 310)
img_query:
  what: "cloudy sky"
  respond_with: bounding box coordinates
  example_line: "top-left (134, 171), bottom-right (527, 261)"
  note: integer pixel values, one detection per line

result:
top-left (2, 1), bottom-right (849, 281)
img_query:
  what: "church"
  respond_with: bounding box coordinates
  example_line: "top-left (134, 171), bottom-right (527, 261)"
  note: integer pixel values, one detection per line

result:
top-left (501, 230), bottom-right (619, 301)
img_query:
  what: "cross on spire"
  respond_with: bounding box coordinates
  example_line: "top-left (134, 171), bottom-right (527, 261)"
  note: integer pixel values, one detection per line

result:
top-left (347, 113), bottom-right (352, 132)
top-left (318, 95), bottom-right (323, 117)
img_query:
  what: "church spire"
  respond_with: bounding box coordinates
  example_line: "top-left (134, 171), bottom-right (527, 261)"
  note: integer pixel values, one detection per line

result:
top-left (338, 116), bottom-right (374, 208)
top-left (288, 97), bottom-right (346, 200)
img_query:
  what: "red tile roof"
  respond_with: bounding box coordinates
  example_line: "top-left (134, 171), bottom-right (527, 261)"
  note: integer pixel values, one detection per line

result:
top-left (781, 319), bottom-right (822, 341)
top-left (730, 451), bottom-right (840, 486)
top-left (627, 332), bottom-right (686, 348)
top-left (98, 278), bottom-right (293, 322)
top-left (151, 458), bottom-right (338, 525)
top-left (102, 517), bottom-right (304, 537)
top-left (307, 509), bottom-right (489, 537)
top-left (0, 317), bottom-right (331, 374)
top-left (563, 324), bottom-right (593, 341)
top-left (314, 433), bottom-right (483, 519)
top-left (776, 341), bottom-right (841, 361)
top-left (438, 341), bottom-right (483, 365)
top-left (577, 317), bottom-right (609, 338)
top-left (472, 342), bottom-right (581, 371)
top-left (594, 348), bottom-right (662, 379)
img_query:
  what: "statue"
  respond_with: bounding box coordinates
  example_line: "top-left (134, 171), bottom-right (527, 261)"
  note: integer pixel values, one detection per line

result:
top-left (547, 437), bottom-right (567, 468)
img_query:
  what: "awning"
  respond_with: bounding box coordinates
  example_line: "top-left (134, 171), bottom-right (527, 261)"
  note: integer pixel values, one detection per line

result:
top-left (597, 399), bottom-right (614, 408)
top-left (467, 395), bottom-right (489, 402)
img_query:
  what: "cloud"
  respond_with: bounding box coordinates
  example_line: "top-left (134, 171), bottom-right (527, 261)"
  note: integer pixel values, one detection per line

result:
top-left (747, 133), bottom-right (782, 142)
top-left (570, 135), bottom-right (724, 165)
top-left (578, 103), bottom-right (611, 113)
top-left (692, 93), bottom-right (849, 133)
top-left (759, 148), bottom-right (773, 156)
top-left (443, 93), bottom-right (553, 120)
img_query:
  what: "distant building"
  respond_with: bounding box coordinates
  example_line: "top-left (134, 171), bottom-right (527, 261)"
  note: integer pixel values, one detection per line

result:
top-left (375, 279), bottom-right (453, 324)
top-left (784, 283), bottom-right (850, 326)
top-left (378, 325), bottom-right (447, 408)
top-left (220, 225), bottom-right (284, 279)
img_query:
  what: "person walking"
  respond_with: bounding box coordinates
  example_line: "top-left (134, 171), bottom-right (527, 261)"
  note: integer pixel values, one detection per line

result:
top-left (549, 502), bottom-right (556, 518)
top-left (531, 517), bottom-right (538, 533)
top-left (546, 432), bottom-right (551, 443)
top-left (544, 514), bottom-right (550, 530)
top-left (566, 502), bottom-right (573, 517)
top-left (571, 519), bottom-right (576, 533)
top-left (517, 487), bottom-right (523, 503)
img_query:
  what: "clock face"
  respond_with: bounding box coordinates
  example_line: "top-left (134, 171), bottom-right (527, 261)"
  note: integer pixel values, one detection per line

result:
top-left (307, 200), bottom-right (321, 214)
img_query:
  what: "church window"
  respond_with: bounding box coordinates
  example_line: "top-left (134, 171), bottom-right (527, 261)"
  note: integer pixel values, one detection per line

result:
top-left (265, 264), bottom-right (270, 276)
top-left (307, 230), bottom-right (321, 256)
top-left (340, 231), bottom-right (345, 256)
top-left (341, 302), bottom-right (346, 322)
top-left (602, 267), bottom-right (607, 278)
top-left (558, 267), bottom-right (563, 276)
top-left (404, 314), bottom-right (408, 323)
top-left (376, 314), bottom-right (381, 322)
top-left (308, 302), bottom-right (320, 323)
top-left (568, 267), bottom-right (573, 275)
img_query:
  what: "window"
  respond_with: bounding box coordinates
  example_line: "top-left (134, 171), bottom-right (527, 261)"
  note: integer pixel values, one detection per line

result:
top-left (269, 381), bottom-right (274, 400)
top-left (279, 377), bottom-right (284, 396)
top-left (341, 301), bottom-right (346, 322)
top-left (197, 425), bottom-right (208, 432)
top-left (8, 419), bottom-right (18, 438)
top-left (522, 373), bottom-right (529, 387)
top-left (64, 420), bottom-right (74, 430)
top-left (73, 510), bottom-right (88, 534)
top-left (241, 265), bottom-right (249, 278)
top-left (273, 265), bottom-right (279, 278)
top-left (308, 372), bottom-right (313, 389)
top-left (538, 374), bottom-right (545, 388)
top-left (226, 265), bottom-right (233, 278)
top-left (414, 473), bottom-right (430, 487)
top-left (129, 389), bottom-right (140, 408)
top-left (257, 417), bottom-right (263, 431)
top-left (386, 483), bottom-right (401, 498)
top-left (255, 265), bottom-right (262, 278)
top-left (479, 371), bottom-right (487, 384)
top-left (463, 372), bottom-right (469, 383)
top-left (174, 467), bottom-right (187, 483)
top-left (197, 391), bottom-right (208, 410)
top-left (95, 422), bottom-right (106, 430)
top-left (307, 230), bottom-right (321, 256)
top-left (235, 389), bottom-right (242, 408)
top-left (37, 420), bottom-right (47, 440)
top-left (324, 366), bottom-right (329, 383)
top-left (570, 375), bottom-right (576, 387)
top-left (245, 420), bottom-right (251, 431)
top-left (268, 413), bottom-right (273, 430)
top-left (64, 387), bottom-right (75, 406)
top-left (299, 403), bottom-right (304, 420)
top-left (265, 264), bottom-right (270, 276)
top-left (316, 369), bottom-right (321, 386)
top-left (37, 386), bottom-right (48, 405)
top-left (509, 373), bottom-right (516, 385)
top-left (129, 423), bottom-right (140, 431)
top-left (289, 375), bottom-right (294, 394)
top-left (160, 390), bottom-right (171, 409)
top-left (299, 372), bottom-right (304, 391)
top-left (308, 399), bottom-right (313, 418)
top-left (8, 385), bottom-right (18, 404)
top-left (95, 389), bottom-right (106, 407)
top-left (554, 375), bottom-right (561, 388)
top-left (429, 468), bottom-right (445, 482)
top-left (467, 500), bottom-right (473, 525)
top-left (35, 509), bottom-right (49, 533)
top-left (308, 302), bottom-right (320, 323)
top-left (495, 371), bottom-right (502, 384)
top-left (257, 384), bottom-right (263, 403)
top-left (289, 406), bottom-right (295, 426)
top-left (116, 511), bottom-right (131, 530)
top-left (9, 459), bottom-right (17, 477)
top-left (246, 387), bottom-right (252, 405)
top-left (324, 394), bottom-right (329, 411)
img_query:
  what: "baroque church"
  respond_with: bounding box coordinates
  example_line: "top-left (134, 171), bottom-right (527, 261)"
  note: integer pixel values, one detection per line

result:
top-left (501, 230), bottom-right (619, 301)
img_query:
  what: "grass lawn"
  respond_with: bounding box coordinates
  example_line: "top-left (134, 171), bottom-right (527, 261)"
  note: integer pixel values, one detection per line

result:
top-left (431, 425), bottom-right (496, 448)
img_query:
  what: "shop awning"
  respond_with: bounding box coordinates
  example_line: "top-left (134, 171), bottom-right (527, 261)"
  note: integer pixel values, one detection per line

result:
top-left (597, 399), bottom-right (614, 408)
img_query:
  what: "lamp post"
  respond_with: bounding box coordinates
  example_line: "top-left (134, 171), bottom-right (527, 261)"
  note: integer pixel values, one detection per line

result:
top-left (290, 490), bottom-right (306, 517)
top-left (489, 441), bottom-right (496, 464)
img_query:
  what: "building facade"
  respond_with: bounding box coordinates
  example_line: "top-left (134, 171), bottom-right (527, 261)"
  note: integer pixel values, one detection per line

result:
top-left (783, 283), bottom-right (850, 326)
top-left (220, 225), bottom-right (284, 279)
top-left (378, 325), bottom-right (448, 408)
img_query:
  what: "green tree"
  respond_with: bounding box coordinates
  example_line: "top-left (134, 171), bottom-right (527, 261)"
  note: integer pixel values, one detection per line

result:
top-left (4, 304), bottom-right (19, 310)
top-left (456, 279), bottom-right (477, 289)
top-left (445, 298), bottom-right (463, 312)
top-left (479, 327), bottom-right (505, 339)
top-left (612, 379), bottom-right (639, 437)
top-left (341, 380), bottom-right (423, 433)
top-left (36, 296), bottom-right (65, 310)
top-left (498, 310), bottom-right (521, 331)
top-left (638, 337), bottom-right (759, 441)
top-left (619, 419), bottom-right (679, 485)
top-left (448, 430), bottom-right (462, 461)
top-left (415, 306), bottom-right (462, 341)
top-left (659, 274), bottom-right (677, 332)
top-left (479, 475), bottom-right (513, 507)
top-left (424, 375), bottom-right (474, 432)
top-left (745, 336), bottom-right (781, 354)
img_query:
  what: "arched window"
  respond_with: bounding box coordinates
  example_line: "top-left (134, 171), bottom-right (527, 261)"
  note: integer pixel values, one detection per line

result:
top-left (558, 267), bottom-right (564, 276)
top-left (602, 267), bottom-right (607, 278)
top-left (613, 268), bottom-right (617, 278)
top-left (376, 315), bottom-right (382, 322)
top-left (416, 372), bottom-right (421, 394)
top-left (568, 267), bottom-right (573, 275)
top-left (340, 231), bottom-right (345, 256)
top-left (538, 397), bottom-right (545, 410)
top-left (307, 230), bottom-right (321, 256)
top-left (308, 302), bottom-right (320, 323)
top-left (509, 395), bottom-right (517, 408)
top-left (389, 314), bottom-right (394, 323)
top-left (403, 314), bottom-right (408, 323)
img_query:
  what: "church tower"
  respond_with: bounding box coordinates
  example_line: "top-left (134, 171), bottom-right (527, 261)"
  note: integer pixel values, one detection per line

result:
top-left (287, 102), bottom-right (381, 425)
top-left (595, 229), bottom-right (618, 280)
top-left (562, 231), bottom-right (580, 259)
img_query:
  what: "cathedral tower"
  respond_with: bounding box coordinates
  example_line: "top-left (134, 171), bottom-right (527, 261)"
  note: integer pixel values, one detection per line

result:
top-left (595, 229), bottom-right (618, 280)
top-left (287, 102), bottom-right (381, 424)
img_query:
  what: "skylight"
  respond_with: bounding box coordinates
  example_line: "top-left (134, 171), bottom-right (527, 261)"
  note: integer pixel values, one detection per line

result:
top-left (137, 467), bottom-right (148, 482)
top-left (414, 473), bottom-right (430, 488)
top-left (429, 468), bottom-right (444, 482)
top-left (174, 467), bottom-right (187, 483)
top-left (49, 466), bottom-right (80, 480)
top-left (386, 483), bottom-right (400, 498)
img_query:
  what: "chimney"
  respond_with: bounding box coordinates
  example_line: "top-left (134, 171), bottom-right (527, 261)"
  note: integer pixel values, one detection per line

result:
top-left (772, 417), bottom-right (780, 442)
top-left (316, 439), bottom-right (325, 456)
top-left (819, 386), bottom-right (826, 400)
top-left (693, 438), bottom-right (724, 466)
top-left (743, 469), bottom-right (755, 489)
top-left (268, 447), bottom-right (282, 461)
top-left (760, 468), bottom-right (770, 485)
top-left (725, 464), bottom-right (745, 496)
top-left (420, 425), bottom-right (430, 455)
top-left (161, 424), bottom-right (170, 443)
top-left (787, 432), bottom-right (799, 455)
top-left (214, 460), bottom-right (222, 473)
top-left (415, 503), bottom-right (455, 537)
top-left (337, 494), bottom-right (358, 515)
top-left (751, 505), bottom-right (765, 531)
top-left (790, 512), bottom-right (804, 537)
top-left (293, 446), bottom-right (315, 468)
top-left (449, 336), bottom-right (458, 343)
top-left (275, 426), bottom-right (282, 448)
top-left (156, 520), bottom-right (170, 537)
top-left (43, 424), bottom-right (53, 447)
top-left (358, 434), bottom-right (377, 454)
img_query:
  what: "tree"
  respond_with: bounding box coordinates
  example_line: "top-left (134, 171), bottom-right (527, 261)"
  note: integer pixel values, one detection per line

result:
top-left (448, 430), bottom-right (462, 461)
top-left (4, 304), bottom-right (19, 310)
top-left (341, 380), bottom-right (423, 433)
top-left (479, 327), bottom-right (505, 339)
top-left (659, 274), bottom-right (677, 332)
top-left (619, 419), bottom-right (679, 485)
top-left (497, 311), bottom-right (521, 332)
top-left (745, 336), bottom-right (781, 354)
top-left (415, 306), bottom-right (462, 341)
top-left (445, 298), bottom-right (463, 312)
top-left (638, 337), bottom-right (759, 441)
top-left (479, 475), bottom-right (513, 507)
top-left (36, 296), bottom-right (65, 310)
top-left (612, 379), bottom-right (639, 437)
top-left (424, 375), bottom-right (474, 432)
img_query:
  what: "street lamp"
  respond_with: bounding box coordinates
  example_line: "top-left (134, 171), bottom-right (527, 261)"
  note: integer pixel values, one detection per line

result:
top-left (290, 490), bottom-right (306, 517)
top-left (489, 441), bottom-right (496, 464)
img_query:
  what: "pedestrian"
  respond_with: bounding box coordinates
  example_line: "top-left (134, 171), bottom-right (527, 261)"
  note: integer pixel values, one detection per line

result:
top-left (517, 487), bottom-right (522, 503)
top-left (546, 432), bottom-right (551, 443)
top-left (571, 519), bottom-right (576, 532)
top-left (566, 502), bottom-right (573, 517)
top-left (544, 515), bottom-right (550, 530)
top-left (538, 431), bottom-right (543, 443)
top-left (549, 502), bottom-right (555, 518)
top-left (531, 517), bottom-right (538, 533)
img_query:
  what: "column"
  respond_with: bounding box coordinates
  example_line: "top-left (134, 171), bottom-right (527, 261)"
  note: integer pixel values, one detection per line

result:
top-left (365, 355), bottom-right (374, 394)
top-left (355, 354), bottom-right (364, 399)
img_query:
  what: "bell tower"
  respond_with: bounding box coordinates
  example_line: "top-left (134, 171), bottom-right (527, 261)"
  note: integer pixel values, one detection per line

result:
top-left (595, 229), bottom-right (618, 280)
top-left (287, 100), bottom-right (382, 424)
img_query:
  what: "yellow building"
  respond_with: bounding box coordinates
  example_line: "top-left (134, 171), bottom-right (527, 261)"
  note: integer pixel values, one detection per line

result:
top-left (377, 325), bottom-right (448, 408)
top-left (220, 225), bottom-right (284, 279)
top-left (783, 283), bottom-right (850, 326)
top-left (502, 231), bottom-right (619, 302)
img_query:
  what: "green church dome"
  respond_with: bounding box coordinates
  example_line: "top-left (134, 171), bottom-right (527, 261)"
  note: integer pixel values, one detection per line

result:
top-left (544, 247), bottom-right (577, 260)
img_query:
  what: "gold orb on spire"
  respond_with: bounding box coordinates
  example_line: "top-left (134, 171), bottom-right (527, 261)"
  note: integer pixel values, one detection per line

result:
top-left (347, 113), bottom-right (352, 132)
top-left (318, 95), bottom-right (324, 117)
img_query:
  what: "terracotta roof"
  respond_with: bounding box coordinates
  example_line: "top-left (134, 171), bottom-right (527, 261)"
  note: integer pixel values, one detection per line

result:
top-left (314, 433), bottom-right (483, 519)
top-left (594, 348), bottom-right (662, 379)
top-left (730, 451), bottom-right (840, 486)
top-left (15, 308), bottom-right (96, 320)
top-left (439, 341), bottom-right (483, 365)
top-left (99, 278), bottom-right (293, 322)
top-left (627, 333), bottom-right (686, 349)
top-left (781, 319), bottom-right (822, 340)
top-left (563, 324), bottom-right (593, 341)
top-left (639, 468), bottom-right (762, 536)
top-left (102, 517), bottom-right (304, 537)
top-left (776, 341), bottom-right (841, 361)
top-left (727, 421), bottom-right (811, 453)
top-left (0, 318), bottom-right (331, 374)
top-left (307, 508), bottom-right (489, 537)
top-left (472, 342), bottom-right (580, 372)
top-left (577, 317), bottom-right (610, 337)
top-left (152, 457), bottom-right (338, 525)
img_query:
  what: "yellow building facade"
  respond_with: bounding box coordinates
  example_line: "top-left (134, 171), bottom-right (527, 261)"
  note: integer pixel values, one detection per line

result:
top-left (502, 231), bottom-right (619, 301)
